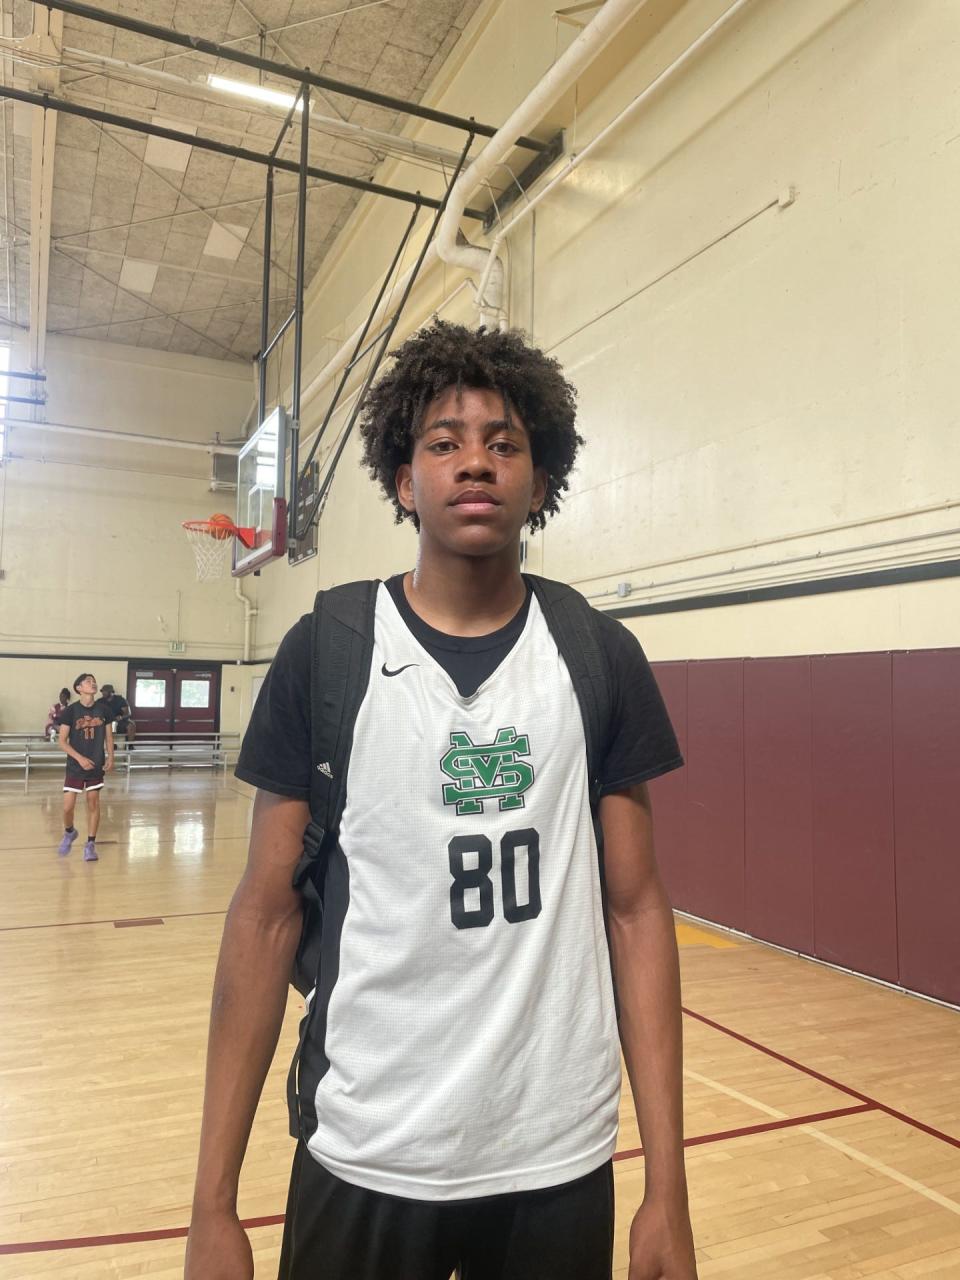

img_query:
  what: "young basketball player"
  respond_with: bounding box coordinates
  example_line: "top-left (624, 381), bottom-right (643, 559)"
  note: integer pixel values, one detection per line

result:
top-left (57, 673), bottom-right (113, 861)
top-left (186, 323), bottom-right (698, 1280)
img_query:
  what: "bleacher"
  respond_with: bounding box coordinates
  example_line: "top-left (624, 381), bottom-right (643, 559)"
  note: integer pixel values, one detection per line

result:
top-left (0, 732), bottom-right (241, 790)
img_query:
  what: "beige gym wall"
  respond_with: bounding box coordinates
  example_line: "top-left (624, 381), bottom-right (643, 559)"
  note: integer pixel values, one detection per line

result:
top-left (249, 0), bottom-right (960, 673)
top-left (4, 0), bottom-right (958, 735)
top-left (0, 335), bottom-right (252, 732)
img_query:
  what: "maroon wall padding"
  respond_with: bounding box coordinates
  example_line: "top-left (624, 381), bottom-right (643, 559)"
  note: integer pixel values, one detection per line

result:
top-left (892, 650), bottom-right (960, 1006)
top-left (647, 645), bottom-right (958, 1003)
top-left (743, 658), bottom-right (815, 954)
top-left (647, 662), bottom-right (689, 903)
top-left (811, 653), bottom-right (898, 983)
top-left (683, 661), bottom-right (745, 930)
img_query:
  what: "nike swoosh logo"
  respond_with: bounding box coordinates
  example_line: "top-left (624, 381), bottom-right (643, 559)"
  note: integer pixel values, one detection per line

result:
top-left (382, 662), bottom-right (419, 678)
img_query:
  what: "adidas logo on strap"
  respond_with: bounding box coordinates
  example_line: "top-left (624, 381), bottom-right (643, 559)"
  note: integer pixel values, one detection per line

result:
top-left (317, 761), bottom-right (332, 779)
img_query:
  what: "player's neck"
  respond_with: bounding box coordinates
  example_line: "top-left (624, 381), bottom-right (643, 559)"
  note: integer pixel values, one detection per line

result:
top-left (78, 694), bottom-right (96, 707)
top-left (406, 546), bottom-right (526, 637)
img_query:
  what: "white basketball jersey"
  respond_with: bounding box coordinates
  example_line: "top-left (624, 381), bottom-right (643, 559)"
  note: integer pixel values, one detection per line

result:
top-left (305, 583), bottom-right (621, 1200)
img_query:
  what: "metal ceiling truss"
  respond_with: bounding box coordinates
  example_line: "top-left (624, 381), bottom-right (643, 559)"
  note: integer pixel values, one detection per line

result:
top-left (285, 132), bottom-right (474, 554)
top-left (0, 83), bottom-right (488, 219)
top-left (41, 0), bottom-right (549, 155)
top-left (1, 1), bottom-right (537, 552)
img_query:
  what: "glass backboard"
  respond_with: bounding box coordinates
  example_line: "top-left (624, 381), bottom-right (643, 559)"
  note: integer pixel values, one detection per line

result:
top-left (234, 405), bottom-right (288, 576)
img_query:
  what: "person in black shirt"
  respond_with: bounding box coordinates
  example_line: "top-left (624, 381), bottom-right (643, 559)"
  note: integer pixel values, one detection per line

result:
top-left (186, 322), bottom-right (698, 1280)
top-left (57, 672), bottom-right (113, 861)
top-left (100, 684), bottom-right (137, 745)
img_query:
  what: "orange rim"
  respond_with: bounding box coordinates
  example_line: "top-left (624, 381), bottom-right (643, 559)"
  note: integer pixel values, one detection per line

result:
top-left (182, 518), bottom-right (257, 549)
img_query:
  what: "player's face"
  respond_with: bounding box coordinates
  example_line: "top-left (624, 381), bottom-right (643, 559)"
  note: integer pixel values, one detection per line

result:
top-left (78, 676), bottom-right (97, 696)
top-left (395, 386), bottom-right (546, 559)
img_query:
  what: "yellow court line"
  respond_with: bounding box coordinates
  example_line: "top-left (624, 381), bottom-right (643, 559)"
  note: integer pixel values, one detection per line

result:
top-left (683, 1066), bottom-right (960, 1217)
top-left (675, 921), bottom-right (739, 948)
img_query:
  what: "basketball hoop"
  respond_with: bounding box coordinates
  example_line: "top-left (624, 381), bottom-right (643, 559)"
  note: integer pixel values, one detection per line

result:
top-left (182, 515), bottom-right (255, 582)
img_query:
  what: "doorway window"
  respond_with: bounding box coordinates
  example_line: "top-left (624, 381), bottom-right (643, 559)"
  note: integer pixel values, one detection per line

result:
top-left (179, 680), bottom-right (211, 709)
top-left (134, 678), bottom-right (167, 707)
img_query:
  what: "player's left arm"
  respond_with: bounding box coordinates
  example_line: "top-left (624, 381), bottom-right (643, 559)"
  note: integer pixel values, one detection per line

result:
top-left (104, 721), bottom-right (115, 772)
top-left (600, 782), bottom-right (698, 1280)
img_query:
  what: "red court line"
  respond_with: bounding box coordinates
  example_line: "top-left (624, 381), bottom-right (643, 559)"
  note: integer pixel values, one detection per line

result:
top-left (613, 1101), bottom-right (875, 1162)
top-left (683, 1006), bottom-right (960, 1150)
top-left (0, 909), bottom-right (227, 932)
top-left (1, 836), bottom-right (246, 855)
top-left (4, 1015), bottom-right (954, 1256)
top-left (0, 1215), bottom-right (284, 1256)
top-left (0, 1105), bottom-right (875, 1255)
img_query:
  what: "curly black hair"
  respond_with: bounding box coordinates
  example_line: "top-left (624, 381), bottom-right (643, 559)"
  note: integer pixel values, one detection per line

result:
top-left (358, 320), bottom-right (582, 532)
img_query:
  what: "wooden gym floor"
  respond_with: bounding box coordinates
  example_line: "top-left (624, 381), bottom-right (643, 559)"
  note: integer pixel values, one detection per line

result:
top-left (1, 774), bottom-right (958, 1279)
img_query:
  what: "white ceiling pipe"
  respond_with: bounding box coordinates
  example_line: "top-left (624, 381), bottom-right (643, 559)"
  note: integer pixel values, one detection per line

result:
top-left (297, 243), bottom-right (441, 417)
top-left (52, 45), bottom-right (466, 167)
top-left (234, 577), bottom-right (257, 663)
top-left (435, 0), bottom-right (648, 326)
top-left (3, 417), bottom-right (238, 453)
top-left (27, 4), bottom-right (63, 376)
top-left (297, 0), bottom-right (645, 417)
top-left (28, 93), bottom-right (56, 373)
top-left (474, 0), bottom-right (755, 313)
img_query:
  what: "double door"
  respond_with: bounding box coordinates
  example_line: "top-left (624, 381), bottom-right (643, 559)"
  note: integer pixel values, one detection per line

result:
top-left (126, 666), bottom-right (220, 739)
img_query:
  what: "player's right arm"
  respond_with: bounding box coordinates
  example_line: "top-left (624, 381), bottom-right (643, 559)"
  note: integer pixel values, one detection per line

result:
top-left (184, 789), bottom-right (308, 1280)
top-left (57, 721), bottom-right (93, 770)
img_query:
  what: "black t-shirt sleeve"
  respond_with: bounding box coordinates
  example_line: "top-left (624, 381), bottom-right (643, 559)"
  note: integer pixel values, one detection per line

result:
top-left (235, 614), bottom-right (313, 798)
top-left (594, 613), bottom-right (683, 795)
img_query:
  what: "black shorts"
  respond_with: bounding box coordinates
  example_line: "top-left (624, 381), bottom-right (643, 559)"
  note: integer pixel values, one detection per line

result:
top-left (115, 717), bottom-right (132, 734)
top-left (64, 771), bottom-right (104, 793)
top-left (277, 1143), bottom-right (614, 1280)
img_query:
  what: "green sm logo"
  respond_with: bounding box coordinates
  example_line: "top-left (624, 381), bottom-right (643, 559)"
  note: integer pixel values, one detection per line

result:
top-left (440, 727), bottom-right (535, 816)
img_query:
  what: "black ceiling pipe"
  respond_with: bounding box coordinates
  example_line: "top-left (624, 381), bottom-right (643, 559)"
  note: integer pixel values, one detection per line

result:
top-left (43, 0), bottom-right (548, 152)
top-left (0, 84), bottom-right (486, 219)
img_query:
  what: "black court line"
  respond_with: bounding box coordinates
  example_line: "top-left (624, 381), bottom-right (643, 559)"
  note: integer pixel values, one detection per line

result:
top-left (0, 841), bottom-right (117, 852)
top-left (0, 909), bottom-right (228, 932)
top-left (0, 835), bottom-right (248, 854)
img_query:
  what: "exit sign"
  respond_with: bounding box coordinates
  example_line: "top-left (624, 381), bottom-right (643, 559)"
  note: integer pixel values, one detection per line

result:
top-left (169, 641), bottom-right (186, 654)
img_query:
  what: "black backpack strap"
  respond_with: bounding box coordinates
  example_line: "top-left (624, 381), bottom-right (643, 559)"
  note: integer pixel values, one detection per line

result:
top-left (308, 578), bottom-right (380, 846)
top-left (529, 574), bottom-right (620, 1014)
top-left (289, 579), bottom-right (379, 917)
top-left (527, 575), bottom-right (612, 805)
top-left (286, 578), bottom-right (378, 1136)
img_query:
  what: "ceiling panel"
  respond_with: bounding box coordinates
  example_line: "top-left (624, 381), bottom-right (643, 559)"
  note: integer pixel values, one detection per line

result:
top-left (1, 0), bottom-right (484, 361)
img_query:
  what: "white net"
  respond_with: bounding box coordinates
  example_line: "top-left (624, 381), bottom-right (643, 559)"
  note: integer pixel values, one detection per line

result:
top-left (184, 523), bottom-right (233, 582)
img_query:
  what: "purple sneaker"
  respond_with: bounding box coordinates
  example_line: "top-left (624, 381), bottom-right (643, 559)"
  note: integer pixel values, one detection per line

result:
top-left (83, 840), bottom-right (98, 862)
top-left (58, 829), bottom-right (77, 856)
